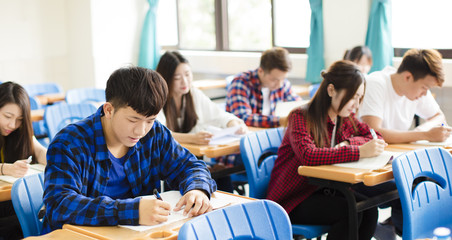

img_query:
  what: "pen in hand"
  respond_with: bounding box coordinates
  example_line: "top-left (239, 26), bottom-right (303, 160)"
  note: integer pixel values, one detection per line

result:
top-left (26, 156), bottom-right (32, 164)
top-left (370, 128), bottom-right (378, 140)
top-left (153, 188), bottom-right (163, 201)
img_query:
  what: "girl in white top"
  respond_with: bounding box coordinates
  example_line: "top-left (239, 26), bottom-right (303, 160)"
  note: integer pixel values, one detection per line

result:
top-left (155, 51), bottom-right (247, 145)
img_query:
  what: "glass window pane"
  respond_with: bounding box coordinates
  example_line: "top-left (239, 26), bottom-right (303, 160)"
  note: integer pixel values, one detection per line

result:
top-left (157, 0), bottom-right (178, 46)
top-left (178, 0), bottom-right (216, 50)
top-left (392, 0), bottom-right (452, 49)
top-left (228, 0), bottom-right (272, 51)
top-left (274, 0), bottom-right (310, 48)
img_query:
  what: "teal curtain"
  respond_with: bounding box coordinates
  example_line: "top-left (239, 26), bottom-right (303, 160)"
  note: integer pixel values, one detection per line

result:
top-left (365, 0), bottom-right (392, 73)
top-left (305, 0), bottom-right (324, 84)
top-left (138, 0), bottom-right (160, 70)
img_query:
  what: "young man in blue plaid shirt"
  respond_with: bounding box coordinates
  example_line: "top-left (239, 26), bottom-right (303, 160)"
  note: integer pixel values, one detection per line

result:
top-left (42, 66), bottom-right (217, 233)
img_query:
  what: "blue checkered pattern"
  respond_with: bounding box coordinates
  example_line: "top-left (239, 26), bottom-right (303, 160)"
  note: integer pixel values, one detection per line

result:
top-left (42, 107), bottom-right (217, 233)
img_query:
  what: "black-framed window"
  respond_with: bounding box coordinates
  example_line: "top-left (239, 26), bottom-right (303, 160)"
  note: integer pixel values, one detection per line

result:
top-left (392, 0), bottom-right (452, 58)
top-left (157, 0), bottom-right (311, 53)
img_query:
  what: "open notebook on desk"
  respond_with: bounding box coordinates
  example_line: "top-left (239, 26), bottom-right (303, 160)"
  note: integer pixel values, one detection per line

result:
top-left (0, 164), bottom-right (45, 184)
top-left (120, 191), bottom-right (251, 232)
top-left (333, 151), bottom-right (402, 170)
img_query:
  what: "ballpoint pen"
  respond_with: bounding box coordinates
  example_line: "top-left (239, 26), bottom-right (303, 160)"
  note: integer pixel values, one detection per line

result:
top-left (26, 156), bottom-right (32, 164)
top-left (153, 188), bottom-right (163, 201)
top-left (370, 128), bottom-right (378, 140)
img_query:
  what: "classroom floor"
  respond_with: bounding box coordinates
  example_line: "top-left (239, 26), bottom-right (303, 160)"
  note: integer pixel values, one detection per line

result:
top-left (234, 184), bottom-right (402, 240)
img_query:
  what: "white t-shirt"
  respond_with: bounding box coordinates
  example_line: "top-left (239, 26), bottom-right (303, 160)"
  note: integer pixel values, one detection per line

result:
top-left (358, 66), bottom-right (440, 131)
top-left (261, 87), bottom-right (271, 116)
top-left (157, 87), bottom-right (242, 133)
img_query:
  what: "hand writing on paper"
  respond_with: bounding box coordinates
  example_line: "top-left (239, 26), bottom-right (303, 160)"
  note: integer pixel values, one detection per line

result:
top-left (191, 131), bottom-right (213, 145)
top-left (227, 119), bottom-right (248, 135)
top-left (138, 198), bottom-right (171, 225)
top-left (359, 138), bottom-right (387, 158)
top-left (174, 190), bottom-right (212, 218)
top-left (424, 125), bottom-right (452, 142)
top-left (4, 160), bottom-right (29, 178)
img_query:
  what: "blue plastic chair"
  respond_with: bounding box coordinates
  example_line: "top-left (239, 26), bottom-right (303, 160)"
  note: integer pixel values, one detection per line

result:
top-left (11, 173), bottom-right (45, 238)
top-left (23, 83), bottom-right (63, 97)
top-left (178, 200), bottom-right (292, 240)
top-left (44, 103), bottom-right (97, 141)
top-left (308, 83), bottom-right (320, 98)
top-left (240, 128), bottom-right (330, 239)
top-left (65, 88), bottom-right (106, 105)
top-left (392, 147), bottom-right (452, 240)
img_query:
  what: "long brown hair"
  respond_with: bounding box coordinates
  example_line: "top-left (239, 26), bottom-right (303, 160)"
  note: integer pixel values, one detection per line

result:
top-left (156, 51), bottom-right (198, 133)
top-left (0, 82), bottom-right (34, 163)
top-left (302, 60), bottom-right (365, 147)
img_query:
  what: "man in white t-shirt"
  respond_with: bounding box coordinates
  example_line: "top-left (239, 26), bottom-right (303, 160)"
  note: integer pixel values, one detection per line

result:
top-left (359, 49), bottom-right (451, 144)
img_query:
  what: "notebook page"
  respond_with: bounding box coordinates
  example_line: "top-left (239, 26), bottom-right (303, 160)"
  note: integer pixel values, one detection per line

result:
top-left (333, 151), bottom-right (402, 170)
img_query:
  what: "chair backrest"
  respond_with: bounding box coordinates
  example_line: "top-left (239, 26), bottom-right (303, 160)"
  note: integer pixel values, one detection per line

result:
top-left (240, 127), bottom-right (284, 198)
top-left (392, 147), bottom-right (452, 240)
top-left (11, 173), bottom-right (45, 238)
top-left (308, 83), bottom-right (320, 98)
top-left (178, 200), bottom-right (292, 240)
top-left (44, 103), bottom-right (97, 141)
top-left (23, 83), bottom-right (63, 97)
top-left (65, 88), bottom-right (106, 105)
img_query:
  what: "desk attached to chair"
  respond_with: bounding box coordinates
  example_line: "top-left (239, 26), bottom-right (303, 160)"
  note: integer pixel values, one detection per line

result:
top-left (26, 191), bottom-right (254, 240)
top-left (297, 143), bottom-right (452, 240)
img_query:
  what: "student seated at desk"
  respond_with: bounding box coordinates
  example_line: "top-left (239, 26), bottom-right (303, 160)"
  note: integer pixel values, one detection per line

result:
top-left (156, 51), bottom-right (247, 193)
top-left (343, 45), bottom-right (373, 75)
top-left (226, 47), bottom-right (302, 128)
top-left (42, 67), bottom-right (217, 233)
top-left (267, 61), bottom-right (387, 240)
top-left (0, 81), bottom-right (47, 239)
top-left (359, 49), bottom-right (451, 144)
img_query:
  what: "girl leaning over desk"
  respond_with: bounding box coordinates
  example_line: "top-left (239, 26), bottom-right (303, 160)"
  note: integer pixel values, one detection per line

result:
top-left (0, 81), bottom-right (47, 239)
top-left (267, 60), bottom-right (386, 240)
top-left (155, 51), bottom-right (248, 192)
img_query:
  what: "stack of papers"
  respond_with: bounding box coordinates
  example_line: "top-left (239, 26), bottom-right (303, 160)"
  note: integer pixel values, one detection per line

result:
top-left (334, 151), bottom-right (402, 170)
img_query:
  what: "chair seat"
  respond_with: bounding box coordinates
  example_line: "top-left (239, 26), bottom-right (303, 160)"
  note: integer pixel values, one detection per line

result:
top-left (293, 224), bottom-right (331, 239)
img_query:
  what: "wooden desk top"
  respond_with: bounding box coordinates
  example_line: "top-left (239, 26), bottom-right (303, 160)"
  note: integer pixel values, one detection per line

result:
top-left (180, 127), bottom-right (266, 158)
top-left (58, 191), bottom-right (253, 240)
top-left (0, 181), bottom-right (12, 202)
top-left (35, 93), bottom-right (66, 105)
top-left (297, 145), bottom-right (416, 186)
top-left (25, 229), bottom-right (100, 240)
top-left (31, 109), bottom-right (45, 122)
top-left (192, 79), bottom-right (226, 90)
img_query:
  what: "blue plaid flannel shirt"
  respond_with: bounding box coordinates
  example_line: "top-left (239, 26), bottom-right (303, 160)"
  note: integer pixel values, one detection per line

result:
top-left (226, 69), bottom-right (301, 128)
top-left (42, 107), bottom-right (217, 233)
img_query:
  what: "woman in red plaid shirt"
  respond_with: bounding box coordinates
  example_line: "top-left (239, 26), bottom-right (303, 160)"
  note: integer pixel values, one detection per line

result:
top-left (267, 60), bottom-right (388, 240)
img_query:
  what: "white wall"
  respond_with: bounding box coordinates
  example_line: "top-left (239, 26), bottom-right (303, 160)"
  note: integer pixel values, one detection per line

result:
top-left (1, 0), bottom-right (452, 91)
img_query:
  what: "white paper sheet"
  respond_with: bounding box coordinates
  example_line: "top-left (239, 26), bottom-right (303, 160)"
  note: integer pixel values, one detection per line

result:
top-left (119, 191), bottom-right (251, 232)
top-left (274, 100), bottom-right (308, 117)
top-left (333, 151), bottom-right (402, 170)
top-left (411, 135), bottom-right (452, 146)
top-left (205, 125), bottom-right (242, 145)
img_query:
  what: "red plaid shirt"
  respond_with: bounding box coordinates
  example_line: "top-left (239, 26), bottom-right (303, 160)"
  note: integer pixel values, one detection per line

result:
top-left (226, 69), bottom-right (301, 128)
top-left (266, 108), bottom-right (381, 213)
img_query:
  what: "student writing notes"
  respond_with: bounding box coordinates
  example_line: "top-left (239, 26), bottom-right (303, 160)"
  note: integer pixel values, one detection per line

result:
top-left (226, 47), bottom-right (301, 128)
top-left (42, 67), bottom-right (217, 234)
top-left (0, 81), bottom-right (47, 239)
top-left (359, 49), bottom-right (451, 144)
top-left (267, 61), bottom-right (389, 240)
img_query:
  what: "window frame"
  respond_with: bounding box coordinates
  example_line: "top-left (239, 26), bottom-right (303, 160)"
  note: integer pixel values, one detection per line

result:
top-left (169, 0), bottom-right (308, 53)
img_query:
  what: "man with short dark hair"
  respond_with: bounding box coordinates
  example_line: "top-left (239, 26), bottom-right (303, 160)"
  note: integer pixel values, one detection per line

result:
top-left (226, 47), bottom-right (301, 128)
top-left (359, 48), bottom-right (451, 144)
top-left (42, 66), bottom-right (217, 233)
